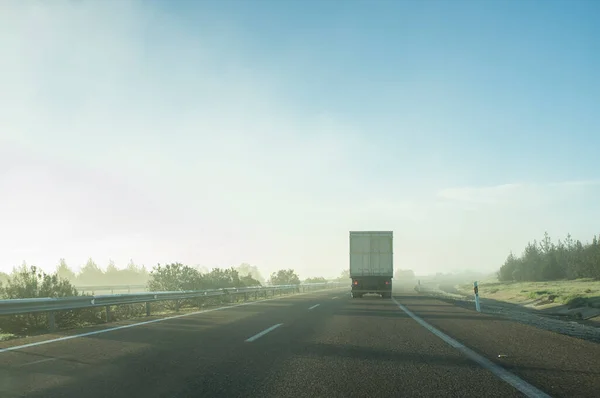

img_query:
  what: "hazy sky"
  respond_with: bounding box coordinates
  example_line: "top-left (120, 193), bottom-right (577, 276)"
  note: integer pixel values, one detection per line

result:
top-left (1, 0), bottom-right (599, 279)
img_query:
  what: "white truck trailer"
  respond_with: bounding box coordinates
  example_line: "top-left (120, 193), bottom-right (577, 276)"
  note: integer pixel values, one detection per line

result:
top-left (349, 231), bottom-right (393, 298)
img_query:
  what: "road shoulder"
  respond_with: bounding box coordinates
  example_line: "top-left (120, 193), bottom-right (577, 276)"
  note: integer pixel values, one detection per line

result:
top-left (397, 294), bottom-right (600, 398)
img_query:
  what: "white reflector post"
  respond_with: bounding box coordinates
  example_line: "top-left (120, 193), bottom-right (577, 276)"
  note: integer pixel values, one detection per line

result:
top-left (474, 281), bottom-right (481, 312)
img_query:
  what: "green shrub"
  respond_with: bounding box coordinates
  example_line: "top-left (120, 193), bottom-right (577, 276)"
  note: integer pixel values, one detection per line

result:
top-left (0, 265), bottom-right (80, 334)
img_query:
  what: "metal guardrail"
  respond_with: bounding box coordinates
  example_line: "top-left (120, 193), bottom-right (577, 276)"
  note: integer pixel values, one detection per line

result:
top-left (74, 284), bottom-right (148, 294)
top-left (0, 282), bottom-right (346, 331)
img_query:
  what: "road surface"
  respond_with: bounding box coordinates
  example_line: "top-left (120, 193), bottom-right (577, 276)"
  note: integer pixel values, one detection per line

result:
top-left (0, 286), bottom-right (599, 397)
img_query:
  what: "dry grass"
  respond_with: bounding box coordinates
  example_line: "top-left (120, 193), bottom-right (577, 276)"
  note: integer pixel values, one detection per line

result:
top-left (457, 278), bottom-right (600, 309)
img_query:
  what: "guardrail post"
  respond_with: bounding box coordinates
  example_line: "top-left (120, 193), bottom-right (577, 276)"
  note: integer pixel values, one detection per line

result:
top-left (175, 300), bottom-right (180, 312)
top-left (146, 302), bottom-right (151, 316)
top-left (47, 311), bottom-right (56, 332)
top-left (105, 305), bottom-right (111, 322)
top-left (254, 291), bottom-right (258, 300)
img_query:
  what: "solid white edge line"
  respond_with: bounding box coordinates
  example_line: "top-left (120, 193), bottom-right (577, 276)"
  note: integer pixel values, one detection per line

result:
top-left (331, 297), bottom-right (338, 300)
top-left (245, 323), bottom-right (283, 342)
top-left (391, 298), bottom-right (551, 398)
top-left (0, 288), bottom-right (347, 354)
top-left (308, 304), bottom-right (320, 310)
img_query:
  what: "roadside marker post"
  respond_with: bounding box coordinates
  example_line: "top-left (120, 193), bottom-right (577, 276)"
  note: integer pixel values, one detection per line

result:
top-left (474, 281), bottom-right (481, 312)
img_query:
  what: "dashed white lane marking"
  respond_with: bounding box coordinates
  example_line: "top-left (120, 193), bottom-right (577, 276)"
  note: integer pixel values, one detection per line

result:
top-left (17, 357), bottom-right (58, 367)
top-left (308, 304), bottom-right (320, 310)
top-left (245, 324), bottom-right (283, 342)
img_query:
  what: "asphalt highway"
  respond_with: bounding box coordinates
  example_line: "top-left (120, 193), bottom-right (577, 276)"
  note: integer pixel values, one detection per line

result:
top-left (1, 286), bottom-right (599, 398)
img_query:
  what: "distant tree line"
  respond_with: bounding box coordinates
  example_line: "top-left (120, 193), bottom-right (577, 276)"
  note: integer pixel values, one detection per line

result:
top-left (0, 258), bottom-right (154, 287)
top-left (395, 269), bottom-right (416, 280)
top-left (148, 263), bottom-right (263, 291)
top-left (0, 259), bottom-right (275, 289)
top-left (335, 270), bottom-right (349, 281)
top-left (498, 232), bottom-right (600, 282)
top-left (64, 258), bottom-right (150, 286)
top-left (304, 276), bottom-right (327, 284)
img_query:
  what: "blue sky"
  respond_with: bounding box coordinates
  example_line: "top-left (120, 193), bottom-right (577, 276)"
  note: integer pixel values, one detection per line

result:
top-left (1, 0), bottom-right (599, 278)
top-left (157, 0), bottom-right (600, 185)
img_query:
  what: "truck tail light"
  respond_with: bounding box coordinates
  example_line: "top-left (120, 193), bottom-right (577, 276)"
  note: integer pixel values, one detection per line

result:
top-left (353, 280), bottom-right (358, 285)
top-left (385, 281), bottom-right (390, 285)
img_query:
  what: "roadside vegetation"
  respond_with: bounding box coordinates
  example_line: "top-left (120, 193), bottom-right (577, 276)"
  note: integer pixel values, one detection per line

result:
top-left (498, 232), bottom-right (600, 282)
top-left (449, 232), bottom-right (600, 314)
top-left (0, 259), bottom-right (343, 338)
top-left (457, 279), bottom-right (600, 309)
